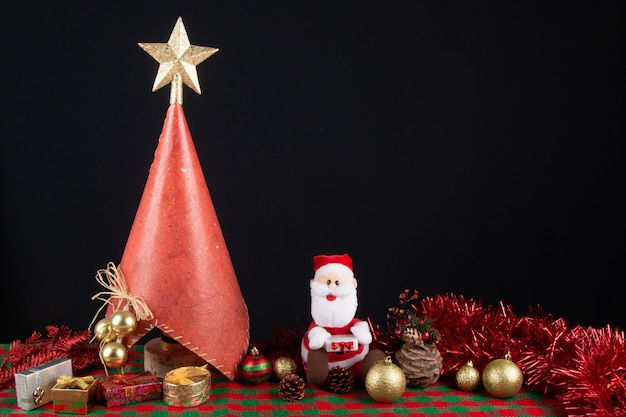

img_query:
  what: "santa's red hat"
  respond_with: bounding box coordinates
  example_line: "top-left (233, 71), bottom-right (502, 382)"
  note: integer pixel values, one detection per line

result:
top-left (313, 254), bottom-right (354, 279)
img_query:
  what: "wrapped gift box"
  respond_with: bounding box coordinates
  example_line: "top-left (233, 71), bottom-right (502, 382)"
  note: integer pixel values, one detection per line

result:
top-left (163, 366), bottom-right (211, 407)
top-left (325, 335), bottom-right (359, 353)
top-left (98, 371), bottom-right (162, 407)
top-left (14, 358), bottom-right (73, 410)
top-left (52, 376), bottom-right (98, 414)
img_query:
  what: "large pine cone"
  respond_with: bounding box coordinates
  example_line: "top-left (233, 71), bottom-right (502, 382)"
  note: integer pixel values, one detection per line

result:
top-left (394, 342), bottom-right (442, 387)
top-left (323, 366), bottom-right (355, 394)
top-left (279, 374), bottom-right (305, 401)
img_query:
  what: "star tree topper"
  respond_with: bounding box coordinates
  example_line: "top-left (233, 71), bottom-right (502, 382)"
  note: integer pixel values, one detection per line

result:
top-left (139, 17), bottom-right (218, 104)
top-left (110, 17), bottom-right (250, 379)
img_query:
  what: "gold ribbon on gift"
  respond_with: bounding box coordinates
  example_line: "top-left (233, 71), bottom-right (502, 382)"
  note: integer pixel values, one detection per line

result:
top-left (165, 366), bottom-right (210, 385)
top-left (56, 375), bottom-right (95, 390)
top-left (88, 262), bottom-right (154, 340)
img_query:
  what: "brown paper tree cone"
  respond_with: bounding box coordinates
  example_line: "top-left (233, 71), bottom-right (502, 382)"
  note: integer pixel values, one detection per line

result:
top-left (108, 104), bottom-right (249, 380)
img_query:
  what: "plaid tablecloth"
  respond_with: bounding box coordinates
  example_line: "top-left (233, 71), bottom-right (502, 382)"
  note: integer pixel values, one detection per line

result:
top-left (0, 345), bottom-right (563, 417)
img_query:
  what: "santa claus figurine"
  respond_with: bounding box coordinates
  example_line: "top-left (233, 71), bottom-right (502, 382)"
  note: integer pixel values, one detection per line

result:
top-left (301, 253), bottom-right (385, 387)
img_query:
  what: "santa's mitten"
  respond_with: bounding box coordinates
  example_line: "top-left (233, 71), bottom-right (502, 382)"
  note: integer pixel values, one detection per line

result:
top-left (358, 349), bottom-right (386, 384)
top-left (307, 326), bottom-right (331, 350)
top-left (306, 348), bottom-right (329, 385)
top-left (350, 321), bottom-right (372, 345)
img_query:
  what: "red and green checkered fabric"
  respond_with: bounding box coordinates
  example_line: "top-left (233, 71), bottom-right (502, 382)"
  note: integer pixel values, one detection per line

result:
top-left (0, 345), bottom-right (563, 416)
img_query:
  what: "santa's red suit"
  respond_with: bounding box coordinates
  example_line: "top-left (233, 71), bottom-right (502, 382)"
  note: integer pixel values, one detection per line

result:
top-left (301, 318), bottom-right (370, 373)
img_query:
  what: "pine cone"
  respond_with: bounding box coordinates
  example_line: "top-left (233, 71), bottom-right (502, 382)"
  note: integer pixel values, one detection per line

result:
top-left (279, 374), bottom-right (305, 402)
top-left (428, 328), bottom-right (441, 344)
top-left (394, 342), bottom-right (442, 387)
top-left (323, 366), bottom-right (355, 394)
top-left (402, 327), bottom-right (423, 346)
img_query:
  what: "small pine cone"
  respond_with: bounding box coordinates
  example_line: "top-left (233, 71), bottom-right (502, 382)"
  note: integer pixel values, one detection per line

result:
top-left (403, 327), bottom-right (423, 346)
top-left (279, 374), bottom-right (305, 402)
top-left (428, 328), bottom-right (441, 344)
top-left (323, 366), bottom-right (355, 394)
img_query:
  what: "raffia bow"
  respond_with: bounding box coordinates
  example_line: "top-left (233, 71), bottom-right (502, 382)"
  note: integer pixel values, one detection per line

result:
top-left (88, 261), bottom-right (154, 339)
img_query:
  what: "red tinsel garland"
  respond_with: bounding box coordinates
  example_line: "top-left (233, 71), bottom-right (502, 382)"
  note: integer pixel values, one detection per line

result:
top-left (413, 293), bottom-right (626, 416)
top-left (3, 295), bottom-right (624, 416)
top-left (0, 325), bottom-right (100, 389)
top-left (271, 291), bottom-right (626, 417)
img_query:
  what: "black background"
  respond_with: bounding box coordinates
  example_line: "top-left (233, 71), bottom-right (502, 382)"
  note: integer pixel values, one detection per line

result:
top-left (2, 2), bottom-right (624, 345)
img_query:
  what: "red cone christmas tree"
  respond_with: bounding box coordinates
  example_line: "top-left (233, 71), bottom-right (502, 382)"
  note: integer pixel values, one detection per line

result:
top-left (106, 17), bottom-right (249, 380)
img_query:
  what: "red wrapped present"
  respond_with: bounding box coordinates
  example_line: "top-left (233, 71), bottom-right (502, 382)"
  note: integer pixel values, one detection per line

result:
top-left (325, 335), bottom-right (359, 353)
top-left (98, 372), bottom-right (162, 407)
top-left (52, 375), bottom-right (98, 414)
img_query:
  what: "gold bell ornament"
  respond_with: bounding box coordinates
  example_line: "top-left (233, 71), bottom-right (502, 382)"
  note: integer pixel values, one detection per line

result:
top-left (93, 317), bottom-right (117, 343)
top-left (92, 309), bottom-right (138, 370)
top-left (109, 310), bottom-right (138, 337)
top-left (89, 262), bottom-right (154, 374)
top-left (365, 356), bottom-right (406, 403)
top-left (482, 352), bottom-right (523, 398)
top-left (100, 341), bottom-right (129, 369)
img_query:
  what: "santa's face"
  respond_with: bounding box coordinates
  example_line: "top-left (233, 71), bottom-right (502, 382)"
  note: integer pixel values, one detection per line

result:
top-left (310, 271), bottom-right (358, 328)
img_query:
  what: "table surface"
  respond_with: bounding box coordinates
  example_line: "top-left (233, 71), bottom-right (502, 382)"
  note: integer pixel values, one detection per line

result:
top-left (1, 345), bottom-right (563, 417)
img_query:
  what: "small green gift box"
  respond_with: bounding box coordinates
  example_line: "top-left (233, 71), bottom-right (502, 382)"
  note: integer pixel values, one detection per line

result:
top-left (52, 375), bottom-right (98, 414)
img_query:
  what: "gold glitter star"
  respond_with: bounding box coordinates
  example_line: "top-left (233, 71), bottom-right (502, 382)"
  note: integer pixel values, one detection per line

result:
top-left (139, 17), bottom-right (218, 103)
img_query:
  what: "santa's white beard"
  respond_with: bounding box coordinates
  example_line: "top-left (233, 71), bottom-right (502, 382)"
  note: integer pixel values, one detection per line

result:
top-left (310, 281), bottom-right (358, 328)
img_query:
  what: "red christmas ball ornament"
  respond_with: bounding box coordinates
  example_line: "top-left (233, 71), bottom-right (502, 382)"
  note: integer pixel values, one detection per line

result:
top-left (241, 346), bottom-right (272, 384)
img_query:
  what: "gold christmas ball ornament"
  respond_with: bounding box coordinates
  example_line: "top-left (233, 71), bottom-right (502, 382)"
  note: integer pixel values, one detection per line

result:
top-left (93, 318), bottom-right (117, 343)
top-left (365, 356), bottom-right (406, 403)
top-left (273, 356), bottom-right (297, 381)
top-left (100, 341), bottom-right (128, 369)
top-left (482, 353), bottom-right (523, 398)
top-left (455, 360), bottom-right (481, 391)
top-left (109, 310), bottom-right (138, 337)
